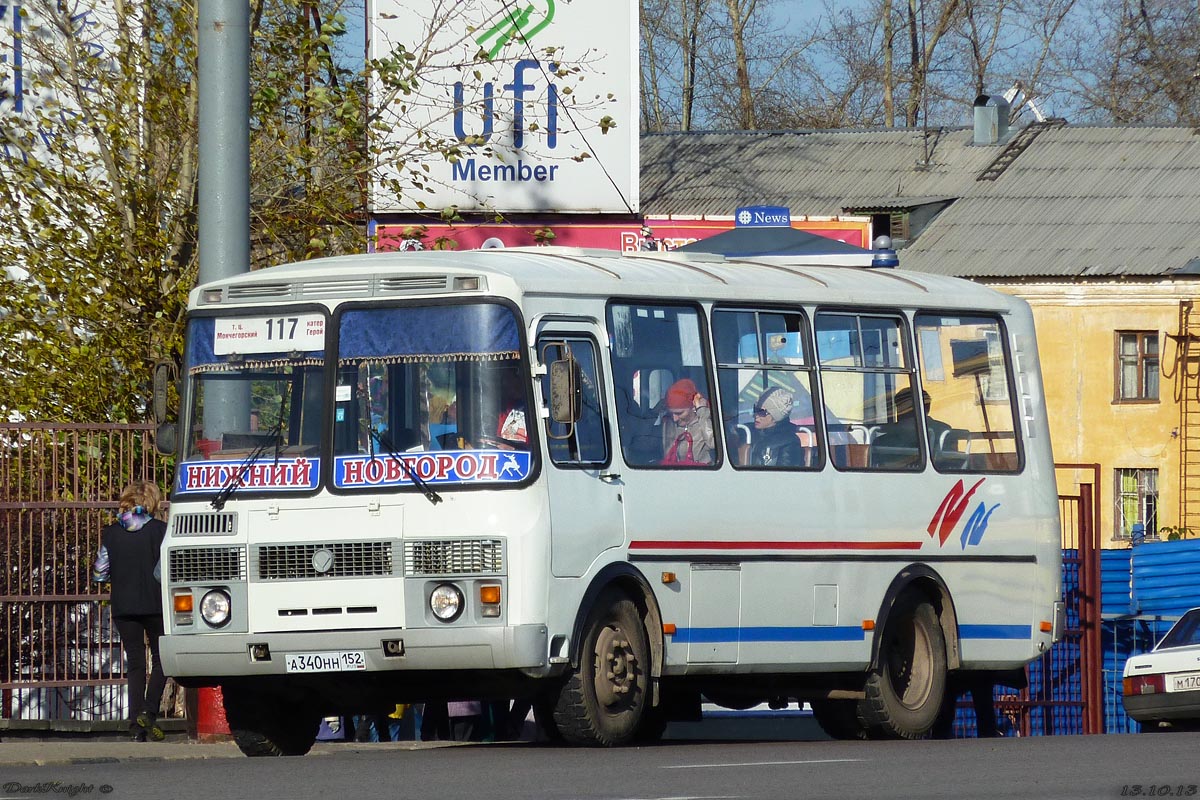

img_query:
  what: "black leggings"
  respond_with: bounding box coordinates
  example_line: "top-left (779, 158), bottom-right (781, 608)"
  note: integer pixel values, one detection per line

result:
top-left (114, 614), bottom-right (167, 722)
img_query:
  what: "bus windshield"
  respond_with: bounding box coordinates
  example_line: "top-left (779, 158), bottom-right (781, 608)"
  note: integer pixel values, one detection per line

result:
top-left (177, 313), bottom-right (327, 497)
top-left (331, 302), bottom-right (534, 491)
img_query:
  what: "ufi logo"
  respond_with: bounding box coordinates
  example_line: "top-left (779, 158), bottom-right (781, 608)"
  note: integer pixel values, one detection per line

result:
top-left (454, 2), bottom-right (560, 148)
top-left (927, 478), bottom-right (1001, 549)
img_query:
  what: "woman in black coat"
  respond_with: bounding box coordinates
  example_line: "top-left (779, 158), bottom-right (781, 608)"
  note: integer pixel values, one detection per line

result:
top-left (93, 480), bottom-right (168, 741)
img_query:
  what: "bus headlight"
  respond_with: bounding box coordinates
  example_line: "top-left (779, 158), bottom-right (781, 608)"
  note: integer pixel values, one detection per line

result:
top-left (430, 584), bottom-right (464, 622)
top-left (199, 589), bottom-right (232, 628)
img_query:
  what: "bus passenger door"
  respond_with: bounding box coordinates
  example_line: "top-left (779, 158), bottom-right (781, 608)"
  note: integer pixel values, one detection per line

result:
top-left (537, 329), bottom-right (625, 577)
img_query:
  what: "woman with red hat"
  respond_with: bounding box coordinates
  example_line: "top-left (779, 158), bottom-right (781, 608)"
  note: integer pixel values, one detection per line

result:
top-left (662, 378), bottom-right (715, 465)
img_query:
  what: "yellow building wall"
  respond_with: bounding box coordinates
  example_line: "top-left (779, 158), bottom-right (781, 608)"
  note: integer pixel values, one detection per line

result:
top-left (986, 281), bottom-right (1188, 547)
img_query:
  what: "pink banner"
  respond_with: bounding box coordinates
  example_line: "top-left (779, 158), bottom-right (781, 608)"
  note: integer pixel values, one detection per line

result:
top-left (375, 217), bottom-right (870, 252)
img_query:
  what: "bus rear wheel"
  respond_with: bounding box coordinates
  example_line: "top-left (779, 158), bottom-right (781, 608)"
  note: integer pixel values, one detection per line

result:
top-left (552, 590), bottom-right (650, 746)
top-left (222, 686), bottom-right (319, 757)
top-left (859, 597), bottom-right (946, 740)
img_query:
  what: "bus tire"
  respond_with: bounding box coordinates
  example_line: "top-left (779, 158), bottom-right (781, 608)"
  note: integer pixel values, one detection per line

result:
top-left (810, 699), bottom-right (868, 740)
top-left (222, 686), bottom-right (319, 757)
top-left (859, 597), bottom-right (946, 740)
top-left (552, 590), bottom-right (650, 746)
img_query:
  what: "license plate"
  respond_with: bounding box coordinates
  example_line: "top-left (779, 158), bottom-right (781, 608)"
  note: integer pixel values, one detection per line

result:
top-left (284, 651), bottom-right (366, 673)
top-left (1170, 671), bottom-right (1200, 692)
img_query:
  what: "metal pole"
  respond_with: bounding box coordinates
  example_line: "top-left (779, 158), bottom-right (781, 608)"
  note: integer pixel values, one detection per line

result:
top-left (198, 0), bottom-right (250, 285)
top-left (197, 0), bottom-right (251, 439)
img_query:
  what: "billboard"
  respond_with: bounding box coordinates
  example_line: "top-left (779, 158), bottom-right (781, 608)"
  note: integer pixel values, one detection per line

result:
top-left (367, 0), bottom-right (638, 215)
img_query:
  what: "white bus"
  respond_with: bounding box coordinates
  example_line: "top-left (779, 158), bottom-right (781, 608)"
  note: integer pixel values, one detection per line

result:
top-left (154, 247), bottom-right (1063, 755)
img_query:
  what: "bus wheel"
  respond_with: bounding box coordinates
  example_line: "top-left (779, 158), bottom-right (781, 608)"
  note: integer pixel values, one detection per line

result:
top-left (810, 699), bottom-right (868, 740)
top-left (859, 597), bottom-right (946, 740)
top-left (222, 686), bottom-right (319, 757)
top-left (553, 591), bottom-right (650, 746)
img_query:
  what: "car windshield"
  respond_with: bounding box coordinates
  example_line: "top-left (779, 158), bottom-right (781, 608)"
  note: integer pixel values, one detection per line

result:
top-left (1156, 609), bottom-right (1200, 650)
top-left (176, 314), bottom-right (327, 498)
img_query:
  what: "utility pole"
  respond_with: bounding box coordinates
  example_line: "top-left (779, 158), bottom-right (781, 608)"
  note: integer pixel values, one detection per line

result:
top-left (197, 0), bottom-right (251, 439)
top-left (198, 0), bottom-right (250, 284)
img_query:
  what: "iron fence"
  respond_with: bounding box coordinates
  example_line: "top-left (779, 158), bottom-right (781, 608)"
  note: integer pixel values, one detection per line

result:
top-left (1, 423), bottom-right (174, 720)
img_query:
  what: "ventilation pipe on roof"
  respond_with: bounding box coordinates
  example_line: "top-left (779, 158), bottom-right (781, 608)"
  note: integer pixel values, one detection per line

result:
top-left (973, 94), bottom-right (1010, 146)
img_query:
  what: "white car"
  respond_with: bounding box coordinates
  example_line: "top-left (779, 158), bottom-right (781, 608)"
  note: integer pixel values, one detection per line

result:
top-left (1123, 607), bottom-right (1200, 731)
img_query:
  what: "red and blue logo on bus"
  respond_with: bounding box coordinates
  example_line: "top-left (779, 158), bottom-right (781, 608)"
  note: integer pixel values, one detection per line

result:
top-left (928, 478), bottom-right (1001, 549)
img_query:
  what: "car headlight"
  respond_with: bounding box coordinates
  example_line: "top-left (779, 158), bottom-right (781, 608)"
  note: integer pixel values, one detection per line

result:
top-left (199, 589), bottom-right (232, 627)
top-left (429, 583), bottom-right (464, 622)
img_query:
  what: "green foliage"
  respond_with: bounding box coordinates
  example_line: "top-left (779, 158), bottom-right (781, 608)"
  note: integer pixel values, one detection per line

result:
top-left (1160, 525), bottom-right (1195, 541)
top-left (0, 0), bottom-right (370, 422)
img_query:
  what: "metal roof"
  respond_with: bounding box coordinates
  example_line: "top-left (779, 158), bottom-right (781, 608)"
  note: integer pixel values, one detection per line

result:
top-left (640, 125), bottom-right (1200, 279)
top-left (902, 126), bottom-right (1200, 278)
top-left (640, 128), bottom-right (996, 218)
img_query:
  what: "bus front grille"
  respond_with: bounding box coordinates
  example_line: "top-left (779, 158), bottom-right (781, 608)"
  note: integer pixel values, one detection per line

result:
top-left (255, 540), bottom-right (398, 580)
top-left (169, 546), bottom-right (247, 583)
top-left (173, 512), bottom-right (237, 536)
top-left (404, 539), bottom-right (504, 576)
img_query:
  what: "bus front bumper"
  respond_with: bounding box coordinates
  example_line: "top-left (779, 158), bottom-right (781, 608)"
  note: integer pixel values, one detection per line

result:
top-left (161, 623), bottom-right (548, 678)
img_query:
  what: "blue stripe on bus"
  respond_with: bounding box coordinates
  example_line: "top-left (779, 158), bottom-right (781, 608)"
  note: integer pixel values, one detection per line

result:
top-left (958, 624), bottom-right (1031, 640)
top-left (670, 627), bottom-right (866, 644)
top-left (669, 624), bottom-right (1032, 644)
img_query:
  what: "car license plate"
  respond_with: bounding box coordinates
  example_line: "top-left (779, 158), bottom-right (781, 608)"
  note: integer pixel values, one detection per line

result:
top-left (284, 651), bottom-right (366, 673)
top-left (1170, 671), bottom-right (1200, 692)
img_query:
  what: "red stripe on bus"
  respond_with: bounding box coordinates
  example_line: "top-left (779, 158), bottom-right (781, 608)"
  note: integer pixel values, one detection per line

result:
top-left (627, 540), bottom-right (922, 551)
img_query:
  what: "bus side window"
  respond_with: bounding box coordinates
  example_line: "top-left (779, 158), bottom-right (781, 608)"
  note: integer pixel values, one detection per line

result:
top-left (608, 302), bottom-right (718, 467)
top-left (713, 307), bottom-right (819, 471)
top-left (815, 312), bottom-right (919, 472)
top-left (538, 337), bottom-right (609, 467)
top-left (915, 313), bottom-right (1022, 473)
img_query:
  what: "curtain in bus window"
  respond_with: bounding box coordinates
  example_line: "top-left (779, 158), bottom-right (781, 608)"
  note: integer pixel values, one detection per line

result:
top-left (337, 304), bottom-right (519, 363)
top-left (914, 313), bottom-right (1021, 473)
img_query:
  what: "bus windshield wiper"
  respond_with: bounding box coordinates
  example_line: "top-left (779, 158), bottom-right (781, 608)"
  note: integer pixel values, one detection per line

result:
top-left (365, 424), bottom-right (443, 506)
top-left (210, 419), bottom-right (285, 511)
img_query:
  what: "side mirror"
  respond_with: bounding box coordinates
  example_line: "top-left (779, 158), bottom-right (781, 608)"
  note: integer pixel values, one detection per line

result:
top-left (152, 360), bottom-right (175, 424)
top-left (549, 358), bottom-right (581, 425)
top-left (154, 422), bottom-right (177, 456)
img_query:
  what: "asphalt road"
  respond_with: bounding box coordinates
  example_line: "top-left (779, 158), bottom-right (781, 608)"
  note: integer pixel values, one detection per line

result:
top-left (0, 731), bottom-right (1193, 800)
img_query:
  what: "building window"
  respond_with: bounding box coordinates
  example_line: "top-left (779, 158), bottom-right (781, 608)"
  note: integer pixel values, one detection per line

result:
top-left (1116, 332), bottom-right (1159, 401)
top-left (1115, 468), bottom-right (1158, 539)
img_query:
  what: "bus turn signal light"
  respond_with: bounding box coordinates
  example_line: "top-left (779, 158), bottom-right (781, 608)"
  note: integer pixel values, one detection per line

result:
top-left (1040, 620), bottom-right (1053, 633)
top-left (480, 585), bottom-right (501, 617)
top-left (173, 592), bottom-right (194, 613)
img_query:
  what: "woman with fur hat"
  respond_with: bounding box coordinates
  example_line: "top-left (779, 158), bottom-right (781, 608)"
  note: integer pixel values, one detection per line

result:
top-left (747, 387), bottom-right (804, 467)
top-left (662, 378), bottom-right (715, 465)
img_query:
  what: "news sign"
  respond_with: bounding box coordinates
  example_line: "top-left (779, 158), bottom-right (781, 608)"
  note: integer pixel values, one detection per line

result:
top-left (367, 0), bottom-right (638, 214)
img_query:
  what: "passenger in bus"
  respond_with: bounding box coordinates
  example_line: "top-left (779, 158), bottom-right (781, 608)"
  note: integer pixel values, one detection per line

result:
top-left (662, 378), bottom-right (715, 465)
top-left (878, 387), bottom-right (951, 452)
top-left (747, 387), bottom-right (804, 468)
top-left (489, 364), bottom-right (529, 449)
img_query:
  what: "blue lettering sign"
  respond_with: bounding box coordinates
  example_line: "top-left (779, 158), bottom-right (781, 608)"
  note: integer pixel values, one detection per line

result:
top-left (453, 58), bottom-right (558, 149)
top-left (451, 158), bottom-right (559, 183)
top-left (735, 205), bottom-right (792, 228)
